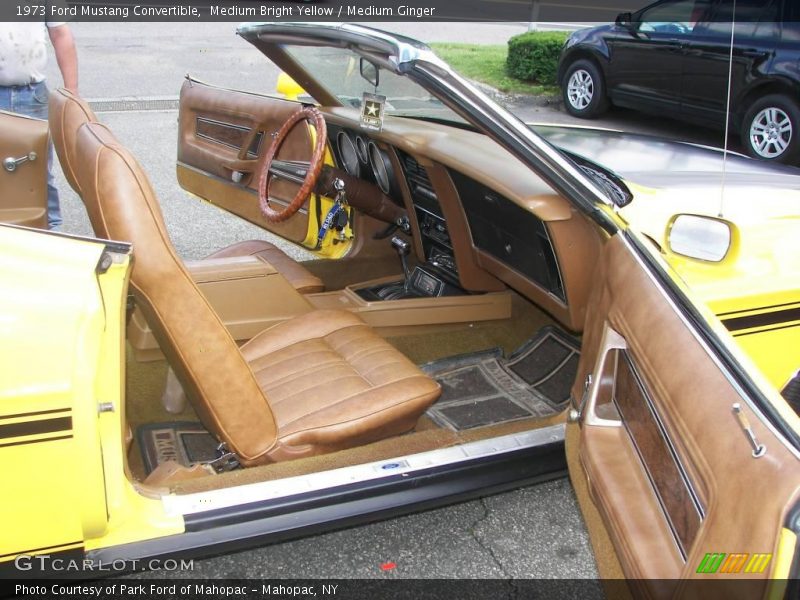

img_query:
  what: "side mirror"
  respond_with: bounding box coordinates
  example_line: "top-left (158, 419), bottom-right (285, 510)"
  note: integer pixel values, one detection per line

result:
top-left (360, 58), bottom-right (380, 88)
top-left (665, 214), bottom-right (737, 263)
top-left (615, 12), bottom-right (633, 28)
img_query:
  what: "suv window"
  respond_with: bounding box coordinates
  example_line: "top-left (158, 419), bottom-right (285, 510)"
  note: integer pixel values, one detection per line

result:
top-left (638, 0), bottom-right (713, 36)
top-left (782, 7), bottom-right (800, 44)
top-left (694, 0), bottom-right (780, 39)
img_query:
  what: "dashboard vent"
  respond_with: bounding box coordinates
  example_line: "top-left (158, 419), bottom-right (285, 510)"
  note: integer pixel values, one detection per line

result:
top-left (399, 151), bottom-right (436, 200)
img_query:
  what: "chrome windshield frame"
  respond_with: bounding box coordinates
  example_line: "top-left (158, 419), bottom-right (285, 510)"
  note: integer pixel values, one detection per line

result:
top-left (237, 22), bottom-right (618, 232)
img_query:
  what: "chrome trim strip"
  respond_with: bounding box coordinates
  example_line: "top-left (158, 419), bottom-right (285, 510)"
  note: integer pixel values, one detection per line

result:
top-left (162, 424), bottom-right (566, 516)
top-left (195, 117), bottom-right (263, 158)
top-left (236, 22), bottom-right (616, 232)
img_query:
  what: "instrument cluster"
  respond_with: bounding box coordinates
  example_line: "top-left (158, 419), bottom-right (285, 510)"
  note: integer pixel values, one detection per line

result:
top-left (334, 128), bottom-right (396, 197)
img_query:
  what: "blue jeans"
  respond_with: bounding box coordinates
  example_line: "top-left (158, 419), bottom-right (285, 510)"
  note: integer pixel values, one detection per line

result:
top-left (0, 81), bottom-right (62, 230)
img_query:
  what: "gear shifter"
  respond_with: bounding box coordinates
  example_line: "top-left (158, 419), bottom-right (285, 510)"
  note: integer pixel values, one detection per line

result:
top-left (391, 236), bottom-right (412, 287)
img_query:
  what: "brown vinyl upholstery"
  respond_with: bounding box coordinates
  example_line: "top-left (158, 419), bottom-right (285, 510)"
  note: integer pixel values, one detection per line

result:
top-left (49, 88), bottom-right (99, 196)
top-left (205, 241), bottom-right (323, 295)
top-left (48, 88), bottom-right (323, 294)
top-left (73, 121), bottom-right (441, 466)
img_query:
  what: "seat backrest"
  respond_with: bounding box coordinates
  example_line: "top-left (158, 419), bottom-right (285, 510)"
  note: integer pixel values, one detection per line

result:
top-left (49, 88), bottom-right (98, 196)
top-left (73, 121), bottom-right (278, 464)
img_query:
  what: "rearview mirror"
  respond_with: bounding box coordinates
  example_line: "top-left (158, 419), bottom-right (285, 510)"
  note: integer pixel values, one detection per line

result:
top-left (615, 12), bottom-right (633, 28)
top-left (360, 58), bottom-right (380, 88)
top-left (666, 214), bottom-right (736, 263)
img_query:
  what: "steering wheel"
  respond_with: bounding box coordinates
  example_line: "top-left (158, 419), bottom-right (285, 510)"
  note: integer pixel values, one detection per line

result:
top-left (258, 106), bottom-right (327, 223)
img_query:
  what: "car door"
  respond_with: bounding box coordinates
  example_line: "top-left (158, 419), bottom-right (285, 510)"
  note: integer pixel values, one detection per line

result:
top-left (566, 232), bottom-right (800, 597)
top-left (176, 78), bottom-right (351, 258)
top-left (680, 0), bottom-right (781, 127)
top-left (0, 227), bottom-right (126, 570)
top-left (607, 0), bottom-right (712, 115)
top-left (0, 111), bottom-right (48, 229)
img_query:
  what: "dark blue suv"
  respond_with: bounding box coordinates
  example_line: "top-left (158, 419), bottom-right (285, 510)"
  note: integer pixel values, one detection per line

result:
top-left (558, 0), bottom-right (800, 163)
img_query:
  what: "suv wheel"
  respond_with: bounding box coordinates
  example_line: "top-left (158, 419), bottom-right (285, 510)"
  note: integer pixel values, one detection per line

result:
top-left (562, 59), bottom-right (608, 118)
top-left (742, 94), bottom-right (800, 164)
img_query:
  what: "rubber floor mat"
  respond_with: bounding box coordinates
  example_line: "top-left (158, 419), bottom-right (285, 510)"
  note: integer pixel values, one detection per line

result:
top-left (422, 327), bottom-right (580, 431)
top-left (136, 421), bottom-right (219, 475)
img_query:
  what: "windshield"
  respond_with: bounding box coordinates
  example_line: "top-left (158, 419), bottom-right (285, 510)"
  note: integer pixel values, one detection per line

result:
top-left (282, 45), bottom-right (462, 122)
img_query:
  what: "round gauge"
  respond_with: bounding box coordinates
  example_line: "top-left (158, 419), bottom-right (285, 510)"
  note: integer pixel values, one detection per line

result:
top-left (368, 141), bottom-right (391, 195)
top-left (355, 136), bottom-right (369, 164)
top-left (337, 131), bottom-right (360, 176)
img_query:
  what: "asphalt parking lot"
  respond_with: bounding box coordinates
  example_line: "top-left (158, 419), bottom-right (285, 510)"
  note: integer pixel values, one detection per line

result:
top-left (46, 21), bottom-right (733, 580)
top-left (129, 478), bottom-right (597, 579)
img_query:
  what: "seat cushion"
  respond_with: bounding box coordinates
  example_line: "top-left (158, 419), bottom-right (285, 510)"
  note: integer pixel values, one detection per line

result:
top-left (207, 240), bottom-right (324, 294)
top-left (240, 309), bottom-right (441, 461)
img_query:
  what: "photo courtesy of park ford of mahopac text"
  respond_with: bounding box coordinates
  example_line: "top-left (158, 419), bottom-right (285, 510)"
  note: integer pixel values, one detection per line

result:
top-left (8, 580), bottom-right (642, 600)
top-left (1, 0), bottom-right (647, 22)
top-left (14, 582), bottom-right (343, 599)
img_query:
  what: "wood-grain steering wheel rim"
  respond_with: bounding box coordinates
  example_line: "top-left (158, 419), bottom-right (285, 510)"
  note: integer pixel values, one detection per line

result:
top-left (258, 106), bottom-right (327, 223)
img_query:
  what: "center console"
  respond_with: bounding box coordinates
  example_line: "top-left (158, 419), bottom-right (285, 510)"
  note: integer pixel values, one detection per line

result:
top-left (305, 151), bottom-right (512, 330)
top-left (397, 150), bottom-right (461, 286)
top-left (355, 265), bottom-right (464, 302)
top-left (354, 233), bottom-right (464, 301)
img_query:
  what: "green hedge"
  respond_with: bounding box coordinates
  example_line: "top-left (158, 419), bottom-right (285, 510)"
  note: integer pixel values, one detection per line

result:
top-left (506, 31), bottom-right (569, 86)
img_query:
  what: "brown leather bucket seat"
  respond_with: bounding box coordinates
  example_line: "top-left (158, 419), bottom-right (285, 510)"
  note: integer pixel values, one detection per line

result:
top-left (73, 121), bottom-right (441, 466)
top-left (48, 88), bottom-right (323, 294)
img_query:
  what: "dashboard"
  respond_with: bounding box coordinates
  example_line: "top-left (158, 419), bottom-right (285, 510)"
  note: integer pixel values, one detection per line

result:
top-left (331, 123), bottom-right (462, 290)
top-left (324, 109), bottom-right (602, 332)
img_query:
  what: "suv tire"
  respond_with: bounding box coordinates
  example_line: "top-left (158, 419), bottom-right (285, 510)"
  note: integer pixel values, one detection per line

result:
top-left (562, 59), bottom-right (609, 119)
top-left (741, 94), bottom-right (800, 164)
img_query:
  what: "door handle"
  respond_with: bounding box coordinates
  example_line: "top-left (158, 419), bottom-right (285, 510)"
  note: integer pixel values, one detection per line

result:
top-left (742, 49), bottom-right (766, 58)
top-left (3, 151), bottom-right (37, 173)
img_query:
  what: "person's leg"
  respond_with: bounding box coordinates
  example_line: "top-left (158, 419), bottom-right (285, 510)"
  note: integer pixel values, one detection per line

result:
top-left (10, 82), bottom-right (63, 230)
top-left (0, 86), bottom-right (12, 111)
top-left (44, 145), bottom-right (62, 230)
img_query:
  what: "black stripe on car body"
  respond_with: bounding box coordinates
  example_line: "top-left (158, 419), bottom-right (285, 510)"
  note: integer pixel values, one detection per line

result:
top-left (718, 301), bottom-right (800, 318)
top-left (722, 306), bottom-right (800, 332)
top-left (0, 417), bottom-right (72, 440)
top-left (0, 434), bottom-right (73, 449)
top-left (0, 408), bottom-right (70, 420)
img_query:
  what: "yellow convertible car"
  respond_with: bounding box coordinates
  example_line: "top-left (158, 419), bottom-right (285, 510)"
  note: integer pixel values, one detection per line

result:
top-left (1, 23), bottom-right (799, 596)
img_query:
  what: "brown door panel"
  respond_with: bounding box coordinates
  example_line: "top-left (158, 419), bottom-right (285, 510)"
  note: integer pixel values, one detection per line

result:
top-left (0, 112), bottom-right (48, 230)
top-left (177, 79), bottom-right (313, 243)
top-left (569, 234), bottom-right (800, 594)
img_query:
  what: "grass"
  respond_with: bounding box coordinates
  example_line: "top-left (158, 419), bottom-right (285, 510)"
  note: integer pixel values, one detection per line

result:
top-left (428, 42), bottom-right (560, 97)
